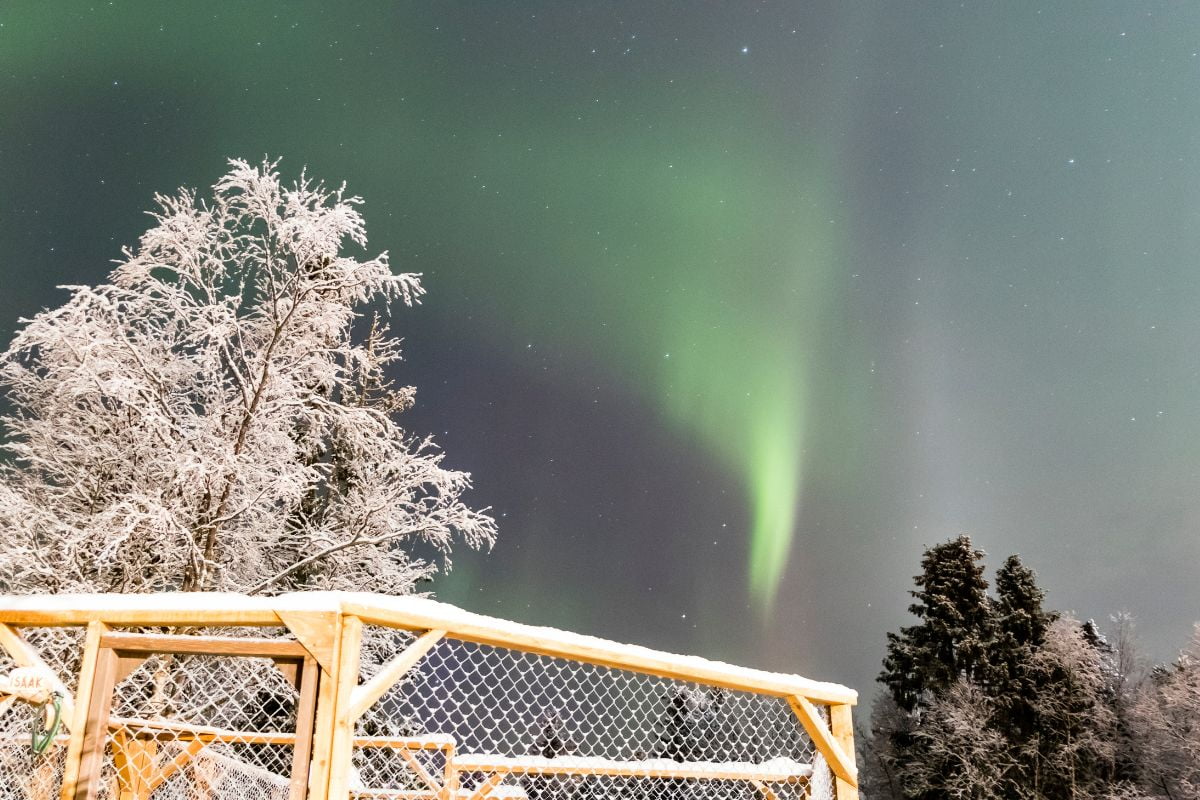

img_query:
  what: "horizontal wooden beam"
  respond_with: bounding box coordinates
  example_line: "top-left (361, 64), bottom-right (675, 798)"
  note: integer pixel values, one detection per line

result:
top-left (109, 715), bottom-right (297, 745)
top-left (352, 735), bottom-right (455, 750)
top-left (0, 595), bottom-right (284, 627)
top-left (344, 599), bottom-right (856, 706)
top-left (451, 756), bottom-right (812, 783)
top-left (100, 632), bottom-right (308, 659)
top-left (0, 591), bottom-right (856, 706)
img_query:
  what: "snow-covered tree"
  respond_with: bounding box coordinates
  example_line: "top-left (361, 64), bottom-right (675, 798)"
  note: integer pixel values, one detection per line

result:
top-left (0, 158), bottom-right (496, 596)
top-left (989, 555), bottom-right (1056, 748)
top-left (858, 692), bottom-right (909, 800)
top-left (1128, 625), bottom-right (1200, 799)
top-left (1107, 612), bottom-right (1150, 789)
top-left (880, 535), bottom-right (992, 713)
top-left (901, 680), bottom-right (1013, 800)
top-left (1024, 617), bottom-right (1119, 799)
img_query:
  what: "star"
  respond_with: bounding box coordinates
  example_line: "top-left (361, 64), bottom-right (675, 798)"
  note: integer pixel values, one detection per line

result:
top-left (740, 46), bottom-right (750, 54)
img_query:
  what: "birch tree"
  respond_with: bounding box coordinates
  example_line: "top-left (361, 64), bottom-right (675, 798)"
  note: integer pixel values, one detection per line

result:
top-left (0, 158), bottom-right (496, 596)
top-left (1129, 625), bottom-right (1200, 799)
top-left (1025, 617), bottom-right (1119, 798)
top-left (902, 680), bottom-right (1013, 800)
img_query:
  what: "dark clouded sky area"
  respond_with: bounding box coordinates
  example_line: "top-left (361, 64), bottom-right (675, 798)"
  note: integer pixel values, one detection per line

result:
top-left (3, 2), bottom-right (1200, 698)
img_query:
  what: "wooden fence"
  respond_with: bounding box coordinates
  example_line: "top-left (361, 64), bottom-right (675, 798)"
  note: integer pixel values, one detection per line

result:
top-left (0, 592), bottom-right (857, 800)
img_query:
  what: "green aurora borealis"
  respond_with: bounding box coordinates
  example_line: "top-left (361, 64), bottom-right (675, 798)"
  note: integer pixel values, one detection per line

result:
top-left (4, 2), bottom-right (1200, 696)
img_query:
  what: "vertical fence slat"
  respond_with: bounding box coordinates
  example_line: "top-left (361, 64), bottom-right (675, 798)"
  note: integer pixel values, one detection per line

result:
top-left (325, 615), bottom-right (362, 800)
top-left (829, 703), bottom-right (859, 800)
top-left (59, 621), bottom-right (108, 800)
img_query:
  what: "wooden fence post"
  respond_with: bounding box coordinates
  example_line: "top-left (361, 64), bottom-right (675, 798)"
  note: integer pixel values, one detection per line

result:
top-left (58, 622), bottom-right (109, 800)
top-left (829, 703), bottom-right (859, 800)
top-left (279, 610), bottom-right (343, 800)
top-left (60, 621), bottom-right (114, 800)
top-left (324, 615), bottom-right (362, 800)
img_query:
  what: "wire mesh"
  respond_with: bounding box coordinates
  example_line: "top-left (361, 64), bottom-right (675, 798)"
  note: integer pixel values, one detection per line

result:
top-left (353, 627), bottom-right (833, 800)
top-left (0, 627), bottom-right (80, 800)
top-left (97, 644), bottom-right (303, 799)
top-left (0, 617), bottom-right (841, 800)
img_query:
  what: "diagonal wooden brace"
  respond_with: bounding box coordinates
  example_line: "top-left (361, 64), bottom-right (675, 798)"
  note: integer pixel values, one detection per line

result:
top-left (787, 695), bottom-right (857, 789)
top-left (0, 622), bottom-right (77, 729)
top-left (347, 628), bottom-right (445, 722)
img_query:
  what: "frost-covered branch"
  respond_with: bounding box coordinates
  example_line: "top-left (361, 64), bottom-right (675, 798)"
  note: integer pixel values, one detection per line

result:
top-left (0, 157), bottom-right (495, 596)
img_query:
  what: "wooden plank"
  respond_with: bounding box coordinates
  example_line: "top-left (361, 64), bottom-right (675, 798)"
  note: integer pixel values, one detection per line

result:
top-left (110, 730), bottom-right (135, 800)
top-left (107, 715), bottom-right (297, 744)
top-left (289, 655), bottom-right (321, 800)
top-left (450, 757), bottom-right (812, 783)
top-left (787, 696), bottom-right (857, 789)
top-left (325, 614), bottom-right (363, 800)
top-left (0, 623), bottom-right (78, 728)
top-left (466, 772), bottom-right (505, 800)
top-left (348, 629), bottom-right (445, 722)
top-left (100, 632), bottom-right (308, 659)
top-left (353, 735), bottom-right (455, 750)
top-left (113, 654), bottom-right (145, 686)
top-left (1, 592), bottom-right (856, 706)
top-left (278, 609), bottom-right (341, 672)
top-left (828, 703), bottom-right (859, 800)
top-left (344, 601), bottom-right (856, 706)
top-left (399, 747), bottom-right (444, 794)
top-left (0, 592), bottom-right (294, 627)
top-left (146, 738), bottom-right (206, 792)
top-left (274, 657), bottom-right (302, 688)
top-left (441, 740), bottom-right (459, 800)
top-left (306, 614), bottom-right (344, 800)
top-left (111, 735), bottom-right (155, 800)
top-left (60, 620), bottom-right (109, 800)
top-left (69, 637), bottom-right (120, 800)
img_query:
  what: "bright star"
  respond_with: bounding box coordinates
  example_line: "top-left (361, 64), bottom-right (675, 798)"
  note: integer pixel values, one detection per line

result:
top-left (740, 46), bottom-right (749, 54)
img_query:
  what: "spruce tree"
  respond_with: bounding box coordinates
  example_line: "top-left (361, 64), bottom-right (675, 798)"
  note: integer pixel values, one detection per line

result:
top-left (989, 555), bottom-right (1055, 747)
top-left (879, 535), bottom-right (993, 712)
top-left (878, 536), bottom-right (993, 800)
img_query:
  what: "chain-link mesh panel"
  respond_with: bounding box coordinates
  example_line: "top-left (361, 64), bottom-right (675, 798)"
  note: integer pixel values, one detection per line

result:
top-left (0, 627), bottom-right (81, 800)
top-left (352, 628), bottom-right (833, 800)
top-left (0, 616), bottom-right (843, 800)
top-left (96, 639), bottom-right (304, 800)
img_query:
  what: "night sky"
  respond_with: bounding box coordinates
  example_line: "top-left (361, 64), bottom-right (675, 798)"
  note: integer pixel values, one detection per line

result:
top-left (3, 2), bottom-right (1200, 699)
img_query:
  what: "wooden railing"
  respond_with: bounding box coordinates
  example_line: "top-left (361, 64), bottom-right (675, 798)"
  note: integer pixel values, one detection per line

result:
top-left (0, 592), bottom-right (858, 800)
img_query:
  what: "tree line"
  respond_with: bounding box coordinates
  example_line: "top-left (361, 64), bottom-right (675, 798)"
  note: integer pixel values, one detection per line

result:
top-left (861, 535), bottom-right (1199, 799)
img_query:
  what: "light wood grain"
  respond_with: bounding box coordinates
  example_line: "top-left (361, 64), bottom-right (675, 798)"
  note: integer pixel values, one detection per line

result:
top-left (829, 703), bottom-right (859, 800)
top-left (279, 610), bottom-right (340, 672)
top-left (289, 655), bottom-right (321, 800)
top-left (100, 632), bottom-right (307, 659)
top-left (348, 629), bottom-right (445, 722)
top-left (326, 614), bottom-right (363, 800)
top-left (787, 696), bottom-right (857, 789)
top-left (59, 621), bottom-right (109, 800)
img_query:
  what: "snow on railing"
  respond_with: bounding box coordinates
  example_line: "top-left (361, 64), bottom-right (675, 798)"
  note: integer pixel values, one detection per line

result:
top-left (0, 592), bottom-right (857, 800)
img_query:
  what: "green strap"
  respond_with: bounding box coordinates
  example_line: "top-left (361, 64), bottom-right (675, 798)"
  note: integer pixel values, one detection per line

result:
top-left (30, 692), bottom-right (63, 755)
